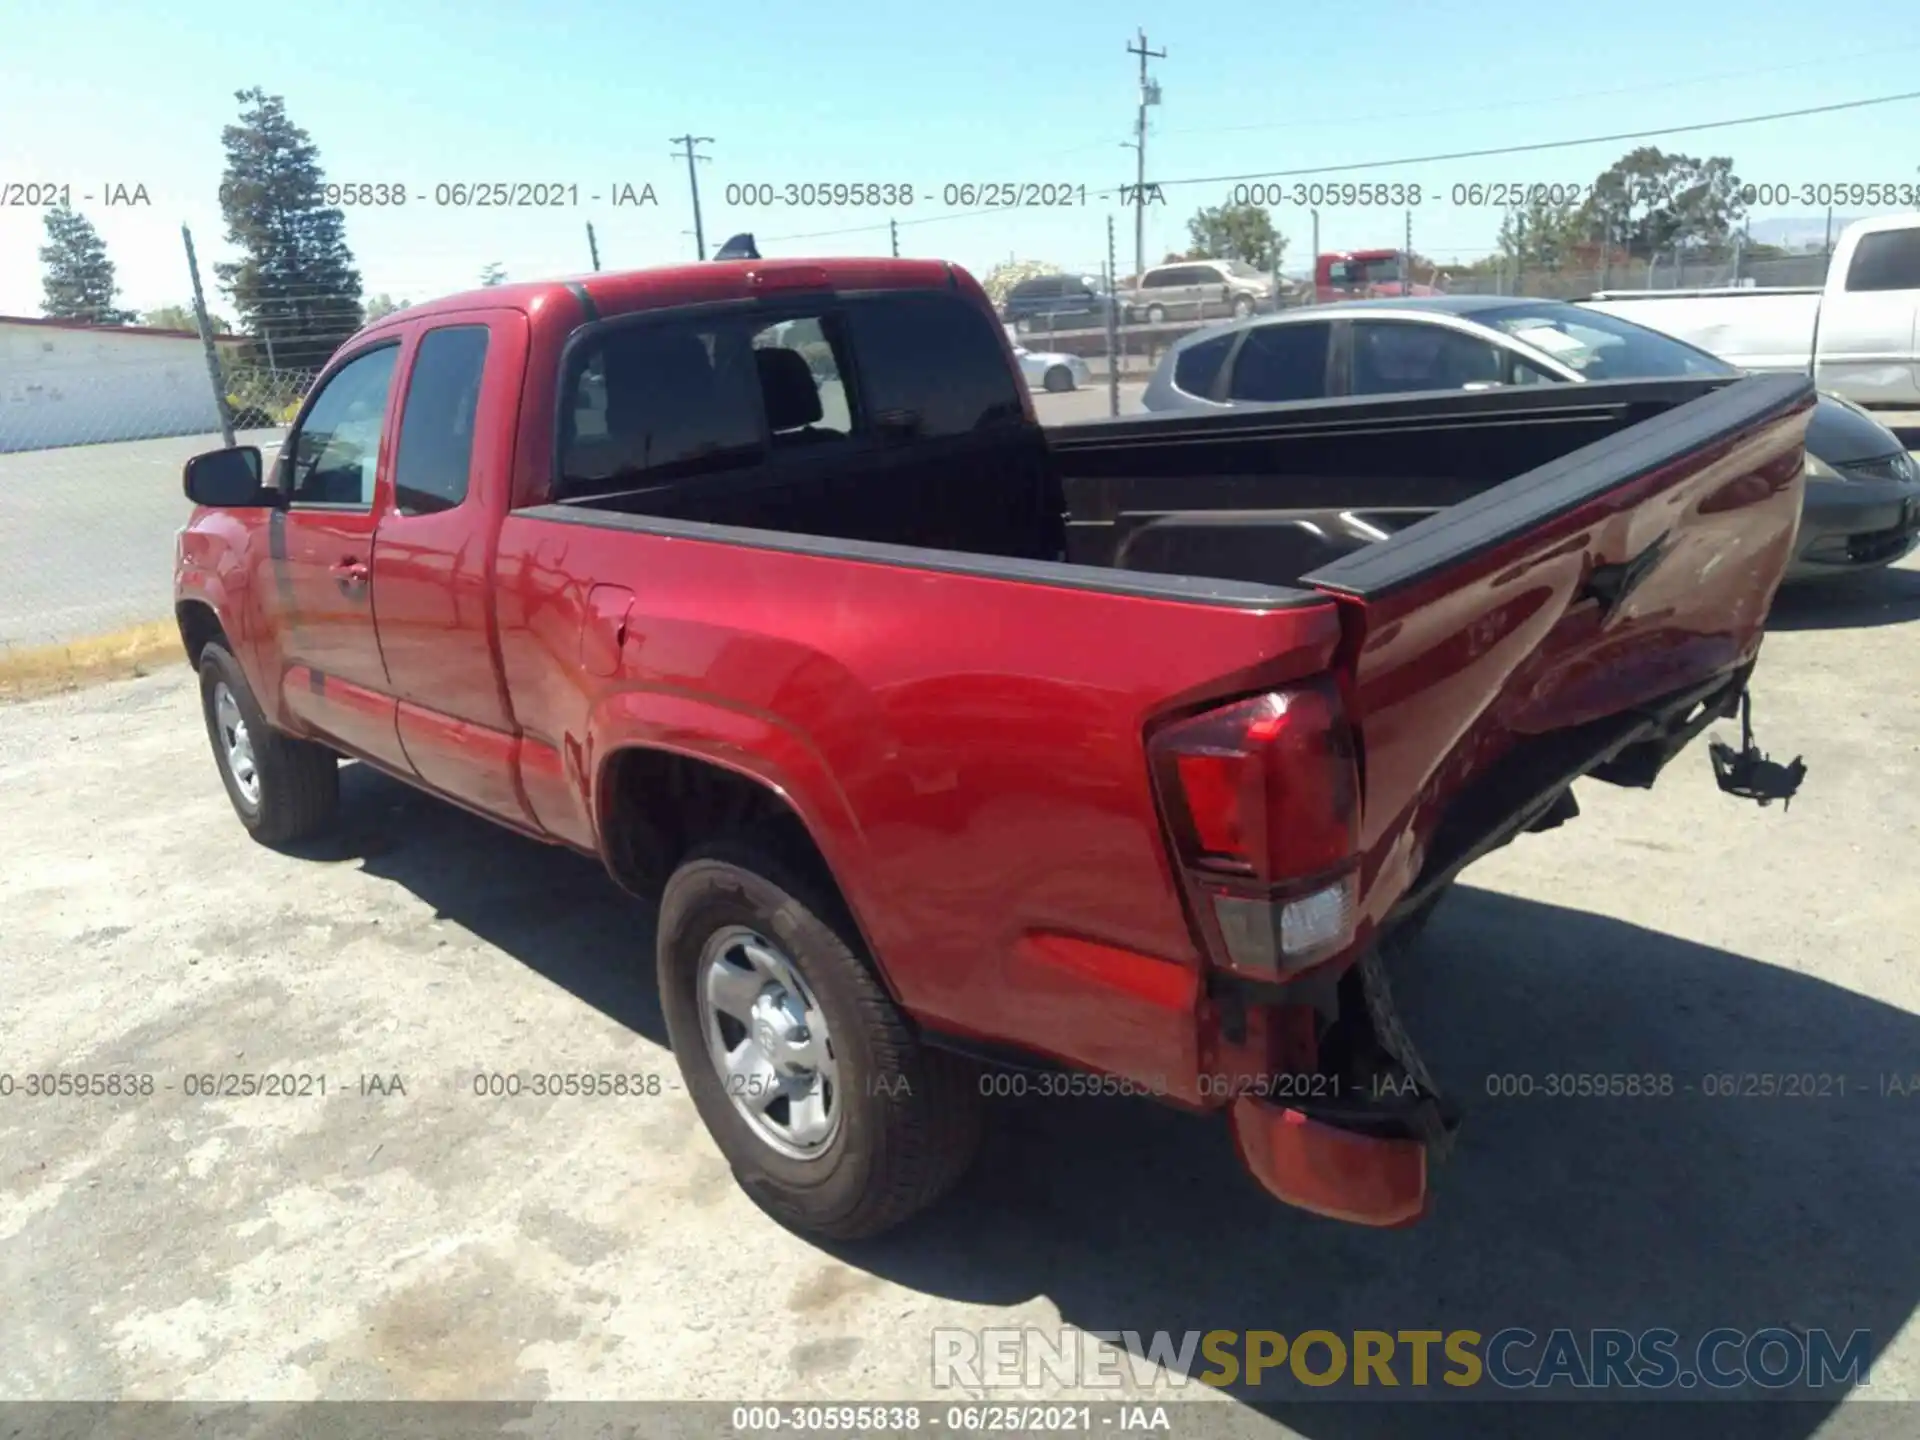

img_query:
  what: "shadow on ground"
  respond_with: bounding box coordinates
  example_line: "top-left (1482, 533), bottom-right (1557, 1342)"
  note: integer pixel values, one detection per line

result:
top-left (311, 768), bottom-right (1918, 1440)
top-left (297, 764), bottom-right (669, 1049)
top-left (1766, 564), bottom-right (1920, 630)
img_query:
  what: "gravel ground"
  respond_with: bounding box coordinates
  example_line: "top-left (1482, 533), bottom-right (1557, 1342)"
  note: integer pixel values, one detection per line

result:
top-left (1, 555), bottom-right (1917, 1437)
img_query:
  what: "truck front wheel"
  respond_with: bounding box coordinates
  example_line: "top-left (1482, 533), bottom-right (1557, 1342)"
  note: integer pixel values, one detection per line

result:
top-left (657, 840), bottom-right (983, 1239)
top-left (197, 642), bottom-right (339, 846)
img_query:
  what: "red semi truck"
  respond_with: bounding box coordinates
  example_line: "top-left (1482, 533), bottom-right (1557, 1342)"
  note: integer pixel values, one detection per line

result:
top-left (174, 256), bottom-right (1809, 1240)
top-left (1317, 249), bottom-right (1444, 302)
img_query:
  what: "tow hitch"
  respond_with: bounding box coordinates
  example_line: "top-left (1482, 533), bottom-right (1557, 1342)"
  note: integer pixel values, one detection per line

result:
top-left (1709, 691), bottom-right (1806, 809)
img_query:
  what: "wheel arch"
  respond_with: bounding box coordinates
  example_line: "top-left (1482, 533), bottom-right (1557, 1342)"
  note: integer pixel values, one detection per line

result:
top-left (592, 737), bottom-right (898, 1003)
top-left (175, 598), bottom-right (228, 670)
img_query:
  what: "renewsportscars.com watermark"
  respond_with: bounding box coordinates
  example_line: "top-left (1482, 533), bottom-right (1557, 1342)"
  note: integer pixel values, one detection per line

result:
top-left (932, 1327), bottom-right (1872, 1392)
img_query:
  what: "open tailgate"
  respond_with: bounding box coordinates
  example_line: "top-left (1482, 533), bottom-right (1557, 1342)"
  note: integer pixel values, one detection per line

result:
top-left (1301, 371), bottom-right (1814, 937)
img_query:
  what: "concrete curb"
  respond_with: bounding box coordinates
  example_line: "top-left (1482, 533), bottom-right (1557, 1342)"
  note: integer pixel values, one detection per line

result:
top-left (0, 621), bottom-right (185, 701)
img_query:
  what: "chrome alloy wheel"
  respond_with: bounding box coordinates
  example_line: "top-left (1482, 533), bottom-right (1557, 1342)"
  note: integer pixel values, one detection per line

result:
top-left (213, 682), bottom-right (260, 807)
top-left (696, 925), bottom-right (841, 1160)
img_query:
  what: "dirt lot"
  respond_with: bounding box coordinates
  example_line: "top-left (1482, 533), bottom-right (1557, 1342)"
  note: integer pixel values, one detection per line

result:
top-left (2, 557), bottom-right (1919, 1435)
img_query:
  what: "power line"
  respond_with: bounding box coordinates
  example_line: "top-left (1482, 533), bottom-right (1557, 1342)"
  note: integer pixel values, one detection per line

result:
top-left (979, 42), bottom-right (1920, 170)
top-left (1157, 42), bottom-right (1920, 140)
top-left (1129, 88), bottom-right (1920, 191)
top-left (763, 86), bottom-right (1920, 246)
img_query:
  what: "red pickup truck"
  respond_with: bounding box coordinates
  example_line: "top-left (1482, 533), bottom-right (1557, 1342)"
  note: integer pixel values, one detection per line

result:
top-left (175, 257), bottom-right (1810, 1240)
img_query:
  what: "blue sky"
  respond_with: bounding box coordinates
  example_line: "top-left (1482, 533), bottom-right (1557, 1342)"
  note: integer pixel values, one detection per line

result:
top-left (3, 0), bottom-right (1918, 321)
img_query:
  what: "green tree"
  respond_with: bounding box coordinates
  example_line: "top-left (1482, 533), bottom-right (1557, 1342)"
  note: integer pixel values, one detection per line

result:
top-left (364, 293), bottom-right (410, 321)
top-left (479, 263), bottom-right (506, 287)
top-left (39, 203), bottom-right (136, 324)
top-left (1498, 192), bottom-right (1585, 271)
top-left (1581, 147), bottom-right (1747, 259)
top-left (143, 303), bottom-right (233, 334)
top-left (1183, 202), bottom-right (1286, 272)
top-left (216, 88), bottom-right (365, 370)
top-left (977, 259), bottom-right (1063, 308)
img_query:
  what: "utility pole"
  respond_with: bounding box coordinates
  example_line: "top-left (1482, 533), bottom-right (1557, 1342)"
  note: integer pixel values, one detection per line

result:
top-left (1404, 210), bottom-right (1413, 294)
top-left (670, 135), bottom-right (714, 260)
top-left (182, 224), bottom-right (234, 449)
top-left (1310, 210), bottom-right (1319, 303)
top-left (1106, 214), bottom-right (1122, 419)
top-left (890, 218), bottom-right (900, 258)
top-left (1125, 29), bottom-right (1165, 286)
top-left (586, 222), bottom-right (602, 271)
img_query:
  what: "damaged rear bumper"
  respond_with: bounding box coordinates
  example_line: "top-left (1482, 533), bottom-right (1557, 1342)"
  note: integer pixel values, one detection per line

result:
top-left (1229, 1098), bottom-right (1430, 1227)
top-left (1221, 944), bottom-right (1460, 1227)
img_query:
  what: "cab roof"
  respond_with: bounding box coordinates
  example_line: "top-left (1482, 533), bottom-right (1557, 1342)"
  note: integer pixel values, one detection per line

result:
top-left (355, 257), bottom-right (962, 338)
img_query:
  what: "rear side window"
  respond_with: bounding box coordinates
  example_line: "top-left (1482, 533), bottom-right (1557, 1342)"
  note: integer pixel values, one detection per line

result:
top-left (841, 293), bottom-right (1025, 439)
top-left (1173, 335), bottom-right (1233, 397)
top-left (1845, 230), bottom-right (1920, 292)
top-left (1227, 323), bottom-right (1331, 402)
top-left (559, 318), bottom-right (768, 496)
top-left (393, 325), bottom-right (490, 515)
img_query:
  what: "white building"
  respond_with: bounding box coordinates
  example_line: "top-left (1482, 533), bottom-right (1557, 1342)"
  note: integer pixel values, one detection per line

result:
top-left (0, 315), bottom-right (247, 454)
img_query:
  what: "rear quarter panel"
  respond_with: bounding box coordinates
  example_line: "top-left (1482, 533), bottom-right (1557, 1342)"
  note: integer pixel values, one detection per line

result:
top-left (492, 515), bottom-right (1344, 1093)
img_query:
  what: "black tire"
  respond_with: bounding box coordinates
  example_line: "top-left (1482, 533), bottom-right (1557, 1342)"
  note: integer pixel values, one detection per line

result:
top-left (1146, 304), bottom-right (1167, 325)
top-left (1232, 295), bottom-right (1254, 318)
top-left (1043, 365), bottom-right (1076, 393)
top-left (657, 839), bottom-right (984, 1240)
top-left (198, 642), bottom-right (339, 846)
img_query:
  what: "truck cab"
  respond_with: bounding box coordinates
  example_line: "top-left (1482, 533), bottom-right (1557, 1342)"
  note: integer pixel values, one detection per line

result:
top-left (1317, 249), bottom-right (1443, 302)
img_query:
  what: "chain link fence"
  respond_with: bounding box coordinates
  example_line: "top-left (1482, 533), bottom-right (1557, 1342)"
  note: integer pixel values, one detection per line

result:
top-left (1442, 248), bottom-right (1832, 299)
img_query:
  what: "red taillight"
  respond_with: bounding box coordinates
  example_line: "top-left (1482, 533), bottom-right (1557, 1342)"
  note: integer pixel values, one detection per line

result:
top-left (1150, 681), bottom-right (1362, 980)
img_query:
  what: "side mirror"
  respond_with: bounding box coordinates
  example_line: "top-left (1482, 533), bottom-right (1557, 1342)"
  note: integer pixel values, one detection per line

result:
top-left (183, 445), bottom-right (273, 507)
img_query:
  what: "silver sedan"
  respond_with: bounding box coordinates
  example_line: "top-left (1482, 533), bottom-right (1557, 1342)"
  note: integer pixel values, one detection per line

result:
top-left (1142, 296), bottom-right (1919, 581)
top-left (1003, 325), bottom-right (1090, 392)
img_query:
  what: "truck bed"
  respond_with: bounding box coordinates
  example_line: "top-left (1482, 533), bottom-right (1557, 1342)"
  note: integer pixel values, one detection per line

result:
top-left (548, 374), bottom-right (1777, 595)
top-left (1580, 291), bottom-right (1822, 377)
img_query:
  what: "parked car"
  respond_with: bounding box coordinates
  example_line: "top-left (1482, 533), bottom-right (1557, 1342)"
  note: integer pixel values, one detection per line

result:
top-left (1127, 259), bottom-right (1276, 325)
top-left (1142, 296), bottom-right (1919, 580)
top-left (1580, 213), bottom-right (1920, 408)
top-left (176, 256), bottom-right (1809, 1242)
top-left (999, 273), bottom-right (1114, 335)
top-left (1010, 338), bottom-right (1090, 392)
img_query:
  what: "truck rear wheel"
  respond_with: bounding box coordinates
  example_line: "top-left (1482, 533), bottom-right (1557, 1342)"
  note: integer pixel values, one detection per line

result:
top-left (197, 642), bottom-right (339, 846)
top-left (656, 839), bottom-right (983, 1239)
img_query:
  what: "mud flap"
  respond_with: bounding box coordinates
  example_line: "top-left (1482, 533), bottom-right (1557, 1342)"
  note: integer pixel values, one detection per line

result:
top-left (1356, 946), bottom-right (1461, 1162)
top-left (1709, 691), bottom-right (1806, 809)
